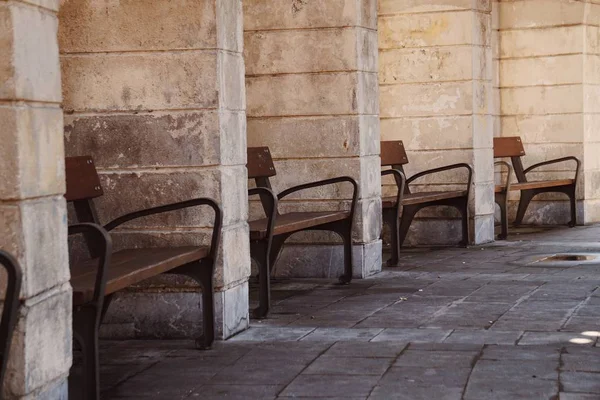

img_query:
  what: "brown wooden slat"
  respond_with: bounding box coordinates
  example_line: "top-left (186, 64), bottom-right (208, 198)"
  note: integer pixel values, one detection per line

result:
top-left (249, 211), bottom-right (350, 240)
top-left (494, 137), bottom-right (526, 158)
top-left (65, 156), bottom-right (104, 201)
top-left (382, 190), bottom-right (468, 208)
top-left (247, 147), bottom-right (277, 179)
top-left (495, 179), bottom-right (574, 193)
top-left (511, 179), bottom-right (574, 191)
top-left (381, 141), bottom-right (409, 166)
top-left (71, 246), bottom-right (209, 305)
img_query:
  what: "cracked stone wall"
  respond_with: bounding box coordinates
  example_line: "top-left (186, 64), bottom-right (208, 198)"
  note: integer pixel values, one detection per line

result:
top-left (378, 1), bottom-right (496, 245)
top-left (497, 0), bottom-right (600, 225)
top-left (58, 0), bottom-right (249, 339)
top-left (0, 0), bottom-right (71, 398)
top-left (244, 0), bottom-right (383, 278)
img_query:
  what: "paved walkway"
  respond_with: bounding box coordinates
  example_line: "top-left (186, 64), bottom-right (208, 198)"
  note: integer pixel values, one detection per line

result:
top-left (95, 225), bottom-right (600, 399)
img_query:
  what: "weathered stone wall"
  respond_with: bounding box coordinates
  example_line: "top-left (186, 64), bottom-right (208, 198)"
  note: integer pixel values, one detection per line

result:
top-left (244, 0), bottom-right (383, 278)
top-left (378, 1), bottom-right (495, 245)
top-left (0, 0), bottom-right (71, 398)
top-left (497, 0), bottom-right (600, 224)
top-left (59, 0), bottom-right (249, 339)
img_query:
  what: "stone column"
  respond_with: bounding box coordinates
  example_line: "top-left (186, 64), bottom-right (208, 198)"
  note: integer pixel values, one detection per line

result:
top-left (498, 0), bottom-right (600, 224)
top-left (378, 1), bottom-right (495, 245)
top-left (244, 0), bottom-right (382, 278)
top-left (0, 1), bottom-right (71, 398)
top-left (59, 0), bottom-right (249, 339)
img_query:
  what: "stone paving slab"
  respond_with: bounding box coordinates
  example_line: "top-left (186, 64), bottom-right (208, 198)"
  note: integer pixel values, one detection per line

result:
top-left (76, 225), bottom-right (600, 400)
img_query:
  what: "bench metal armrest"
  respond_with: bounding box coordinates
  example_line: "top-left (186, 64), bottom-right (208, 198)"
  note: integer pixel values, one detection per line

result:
top-left (381, 169), bottom-right (406, 217)
top-left (68, 223), bottom-right (112, 307)
top-left (524, 156), bottom-right (581, 182)
top-left (277, 176), bottom-right (358, 217)
top-left (406, 163), bottom-right (473, 191)
top-left (494, 160), bottom-right (513, 193)
top-left (104, 198), bottom-right (223, 262)
top-left (0, 250), bottom-right (22, 386)
top-left (249, 187), bottom-right (278, 241)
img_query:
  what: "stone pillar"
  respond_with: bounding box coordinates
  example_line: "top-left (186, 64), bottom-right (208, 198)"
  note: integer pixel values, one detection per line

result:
top-left (0, 1), bottom-right (71, 398)
top-left (244, 0), bottom-right (382, 278)
top-left (378, 1), bottom-right (495, 245)
top-left (59, 0), bottom-right (249, 339)
top-left (498, 0), bottom-right (600, 224)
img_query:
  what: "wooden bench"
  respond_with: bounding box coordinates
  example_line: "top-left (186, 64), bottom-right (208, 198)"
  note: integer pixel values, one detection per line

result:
top-left (0, 250), bottom-right (21, 396)
top-left (493, 137), bottom-right (580, 238)
top-left (247, 147), bottom-right (357, 318)
top-left (381, 141), bottom-right (472, 266)
top-left (65, 156), bottom-right (222, 400)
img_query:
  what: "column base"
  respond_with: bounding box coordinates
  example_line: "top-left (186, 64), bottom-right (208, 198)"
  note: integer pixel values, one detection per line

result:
top-left (101, 281), bottom-right (249, 340)
top-left (267, 240), bottom-right (383, 279)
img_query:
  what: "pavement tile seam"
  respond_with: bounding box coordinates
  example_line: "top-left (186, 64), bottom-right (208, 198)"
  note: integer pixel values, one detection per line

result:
top-left (272, 341), bottom-right (337, 398)
top-left (458, 344), bottom-right (486, 398)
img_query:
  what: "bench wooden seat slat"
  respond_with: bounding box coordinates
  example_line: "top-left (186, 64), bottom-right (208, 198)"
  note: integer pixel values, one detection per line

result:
top-left (71, 246), bottom-right (209, 305)
top-left (494, 179), bottom-right (574, 193)
top-left (249, 211), bottom-right (350, 240)
top-left (382, 190), bottom-right (468, 208)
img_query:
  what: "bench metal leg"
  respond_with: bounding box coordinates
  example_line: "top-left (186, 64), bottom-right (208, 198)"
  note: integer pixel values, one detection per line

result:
top-left (383, 207), bottom-right (401, 267)
top-left (397, 205), bottom-right (420, 248)
top-left (250, 234), bottom-right (289, 319)
top-left (269, 235), bottom-right (287, 273)
top-left (567, 185), bottom-right (577, 227)
top-left (457, 198), bottom-right (470, 247)
top-left (495, 192), bottom-right (509, 240)
top-left (198, 262), bottom-right (215, 349)
top-left (72, 307), bottom-right (100, 400)
top-left (176, 261), bottom-right (215, 349)
top-left (514, 190), bottom-right (535, 227)
top-left (250, 241), bottom-right (271, 319)
top-left (338, 220), bottom-right (353, 284)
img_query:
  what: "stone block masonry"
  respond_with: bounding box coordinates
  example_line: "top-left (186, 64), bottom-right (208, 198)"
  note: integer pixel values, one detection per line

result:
top-left (0, 0), bottom-right (72, 398)
top-left (59, 0), bottom-right (249, 340)
top-left (244, 0), bottom-right (383, 279)
top-left (497, 0), bottom-right (600, 225)
top-left (378, 1), bottom-right (496, 245)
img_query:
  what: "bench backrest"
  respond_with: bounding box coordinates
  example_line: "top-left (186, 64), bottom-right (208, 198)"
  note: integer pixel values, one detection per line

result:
top-left (247, 147), bottom-right (276, 180)
top-left (65, 156), bottom-right (105, 256)
top-left (65, 156), bottom-right (104, 202)
top-left (0, 251), bottom-right (22, 394)
top-left (381, 140), bottom-right (410, 193)
top-left (493, 137), bottom-right (528, 182)
top-left (247, 147), bottom-right (277, 212)
top-left (381, 141), bottom-right (409, 167)
top-left (494, 137), bottom-right (525, 158)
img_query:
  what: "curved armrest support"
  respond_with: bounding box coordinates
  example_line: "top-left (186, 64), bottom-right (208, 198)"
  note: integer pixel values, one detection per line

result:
top-left (494, 160), bottom-right (513, 193)
top-left (278, 176), bottom-right (358, 216)
top-left (524, 156), bottom-right (581, 183)
top-left (68, 223), bottom-right (112, 307)
top-left (0, 250), bottom-right (22, 382)
top-left (381, 169), bottom-right (406, 217)
top-left (406, 163), bottom-right (473, 191)
top-left (104, 198), bottom-right (223, 262)
top-left (249, 187), bottom-right (278, 241)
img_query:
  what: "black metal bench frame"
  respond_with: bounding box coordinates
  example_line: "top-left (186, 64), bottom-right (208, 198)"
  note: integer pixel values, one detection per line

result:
top-left (0, 250), bottom-right (22, 396)
top-left (247, 147), bottom-right (358, 319)
top-left (66, 156), bottom-right (221, 400)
